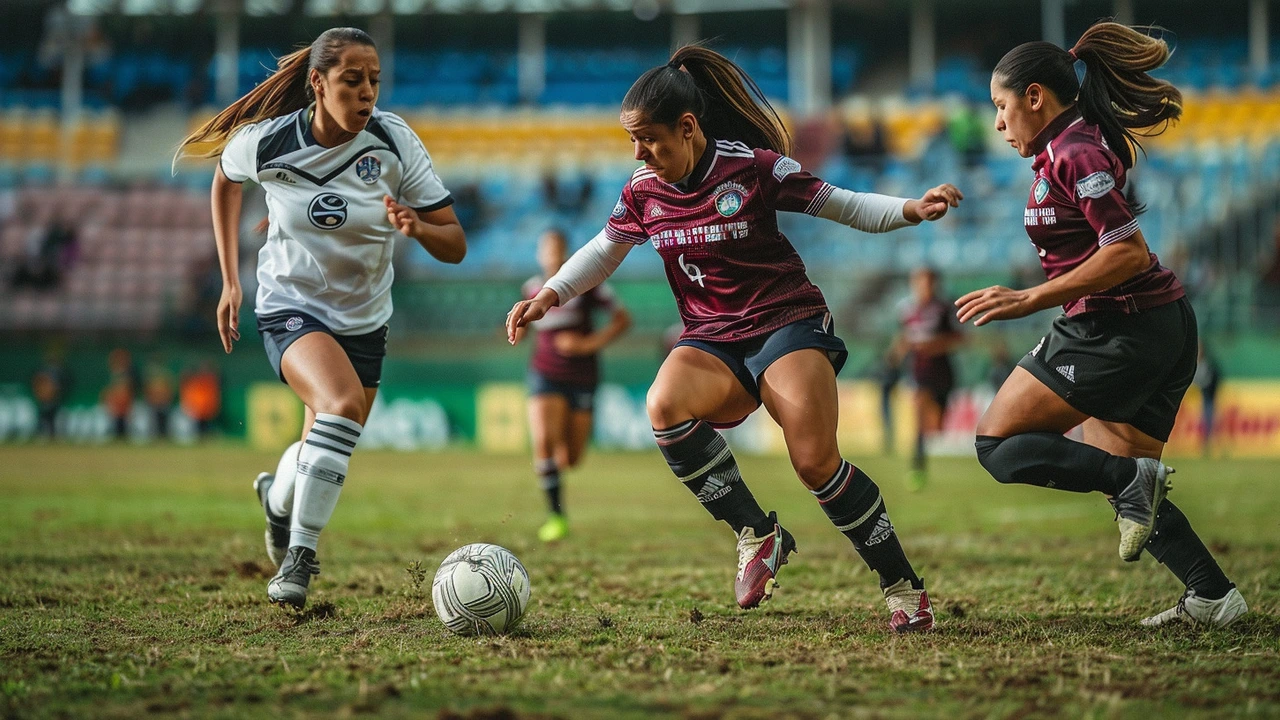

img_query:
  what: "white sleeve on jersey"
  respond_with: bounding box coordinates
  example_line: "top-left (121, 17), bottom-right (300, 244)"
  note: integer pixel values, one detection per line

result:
top-left (817, 187), bottom-right (916, 233)
top-left (543, 230), bottom-right (632, 305)
top-left (219, 123), bottom-right (262, 183)
top-left (389, 120), bottom-right (451, 211)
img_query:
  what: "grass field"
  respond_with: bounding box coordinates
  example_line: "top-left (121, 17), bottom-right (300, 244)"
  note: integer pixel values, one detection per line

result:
top-left (1, 445), bottom-right (1277, 719)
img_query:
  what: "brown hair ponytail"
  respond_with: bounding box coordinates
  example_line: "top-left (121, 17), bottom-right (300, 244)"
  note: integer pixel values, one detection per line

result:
top-left (175, 27), bottom-right (376, 165)
top-left (621, 44), bottom-right (791, 156)
top-left (992, 21), bottom-right (1181, 169)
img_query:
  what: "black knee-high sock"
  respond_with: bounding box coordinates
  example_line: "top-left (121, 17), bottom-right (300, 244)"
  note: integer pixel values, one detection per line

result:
top-left (535, 458), bottom-right (563, 515)
top-left (812, 460), bottom-right (922, 589)
top-left (1144, 499), bottom-right (1233, 600)
top-left (655, 420), bottom-right (771, 536)
top-left (976, 433), bottom-right (1137, 494)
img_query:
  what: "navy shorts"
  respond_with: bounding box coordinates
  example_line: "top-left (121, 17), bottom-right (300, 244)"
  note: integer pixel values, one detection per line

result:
top-left (528, 371), bottom-right (596, 412)
top-left (1017, 297), bottom-right (1197, 442)
top-left (675, 312), bottom-right (849, 404)
top-left (257, 311), bottom-right (388, 389)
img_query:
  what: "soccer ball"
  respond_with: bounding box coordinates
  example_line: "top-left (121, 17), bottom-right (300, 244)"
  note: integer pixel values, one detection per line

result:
top-left (432, 543), bottom-right (531, 636)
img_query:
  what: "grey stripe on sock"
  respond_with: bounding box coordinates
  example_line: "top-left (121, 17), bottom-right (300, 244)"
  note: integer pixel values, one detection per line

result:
top-left (835, 492), bottom-right (883, 533)
top-left (305, 439), bottom-right (352, 458)
top-left (310, 428), bottom-right (357, 447)
top-left (314, 417), bottom-right (362, 439)
top-left (677, 444), bottom-right (732, 484)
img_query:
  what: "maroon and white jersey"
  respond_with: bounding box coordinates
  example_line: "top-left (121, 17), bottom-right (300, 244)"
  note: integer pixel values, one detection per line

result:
top-left (606, 139), bottom-right (832, 342)
top-left (900, 296), bottom-right (958, 384)
top-left (1025, 110), bottom-right (1183, 316)
top-left (523, 276), bottom-right (617, 385)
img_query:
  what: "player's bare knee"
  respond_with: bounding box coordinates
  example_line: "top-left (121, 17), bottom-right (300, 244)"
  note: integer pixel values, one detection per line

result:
top-left (645, 386), bottom-right (686, 428)
top-left (791, 453), bottom-right (841, 487)
top-left (321, 393), bottom-right (368, 425)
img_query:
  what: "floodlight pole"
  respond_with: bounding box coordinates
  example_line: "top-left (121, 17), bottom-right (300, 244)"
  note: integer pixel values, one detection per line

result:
top-left (58, 12), bottom-right (85, 186)
top-left (1250, 0), bottom-right (1269, 76)
top-left (1041, 0), bottom-right (1065, 48)
top-left (370, 8), bottom-right (394, 104)
top-left (518, 13), bottom-right (547, 105)
top-left (908, 0), bottom-right (935, 91)
top-left (787, 0), bottom-right (831, 116)
top-left (214, 0), bottom-right (240, 106)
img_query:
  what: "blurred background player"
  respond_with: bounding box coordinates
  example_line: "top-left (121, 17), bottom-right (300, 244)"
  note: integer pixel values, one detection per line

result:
top-left (522, 228), bottom-right (631, 542)
top-left (892, 266), bottom-right (962, 490)
top-left (177, 27), bottom-right (466, 609)
top-left (1194, 341), bottom-right (1221, 458)
top-left (959, 22), bottom-right (1247, 628)
top-left (508, 45), bottom-right (962, 632)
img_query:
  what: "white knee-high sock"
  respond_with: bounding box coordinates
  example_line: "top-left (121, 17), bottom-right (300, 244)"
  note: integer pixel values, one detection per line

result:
top-left (290, 414), bottom-right (362, 551)
top-left (267, 440), bottom-right (303, 516)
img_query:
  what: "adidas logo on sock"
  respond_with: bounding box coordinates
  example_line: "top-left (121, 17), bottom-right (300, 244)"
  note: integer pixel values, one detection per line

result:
top-left (1056, 364), bottom-right (1076, 383)
top-left (865, 513), bottom-right (895, 546)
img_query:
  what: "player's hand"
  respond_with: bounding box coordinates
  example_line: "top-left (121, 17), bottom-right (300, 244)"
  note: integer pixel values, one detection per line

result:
top-left (506, 289), bottom-right (559, 345)
top-left (905, 183), bottom-right (964, 222)
top-left (955, 285), bottom-right (1036, 326)
top-left (217, 282), bottom-right (242, 354)
top-left (384, 195), bottom-right (421, 239)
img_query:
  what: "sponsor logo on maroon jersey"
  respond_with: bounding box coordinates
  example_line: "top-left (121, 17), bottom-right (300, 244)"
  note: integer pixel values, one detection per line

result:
top-left (1075, 171), bottom-right (1116, 199)
top-left (677, 253), bottom-right (706, 287)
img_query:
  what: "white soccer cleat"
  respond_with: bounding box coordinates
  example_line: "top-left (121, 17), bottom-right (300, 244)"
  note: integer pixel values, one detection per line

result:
top-left (883, 578), bottom-right (934, 633)
top-left (1114, 458), bottom-right (1174, 562)
top-left (1141, 588), bottom-right (1248, 628)
top-left (254, 472), bottom-right (290, 567)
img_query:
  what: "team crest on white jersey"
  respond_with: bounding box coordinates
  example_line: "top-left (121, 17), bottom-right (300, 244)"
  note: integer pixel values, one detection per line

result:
top-left (1032, 177), bottom-right (1050, 205)
top-left (308, 193), bottom-right (349, 229)
top-left (285, 316), bottom-right (304, 331)
top-left (713, 181), bottom-right (747, 218)
top-left (356, 155), bottom-right (381, 184)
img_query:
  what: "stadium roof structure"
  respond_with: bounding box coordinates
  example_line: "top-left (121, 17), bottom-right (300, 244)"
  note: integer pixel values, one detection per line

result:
top-left (64, 0), bottom-right (810, 15)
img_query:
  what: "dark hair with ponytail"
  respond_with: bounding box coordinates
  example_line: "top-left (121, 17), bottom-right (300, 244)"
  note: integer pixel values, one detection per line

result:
top-left (621, 44), bottom-right (791, 156)
top-left (992, 21), bottom-right (1181, 169)
top-left (176, 27), bottom-right (376, 163)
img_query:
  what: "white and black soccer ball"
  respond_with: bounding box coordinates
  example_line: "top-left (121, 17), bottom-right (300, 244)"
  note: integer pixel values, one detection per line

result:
top-left (432, 543), bottom-right (530, 636)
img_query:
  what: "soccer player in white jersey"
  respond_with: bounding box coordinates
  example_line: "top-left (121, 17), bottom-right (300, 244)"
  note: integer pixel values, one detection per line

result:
top-left (176, 28), bottom-right (466, 609)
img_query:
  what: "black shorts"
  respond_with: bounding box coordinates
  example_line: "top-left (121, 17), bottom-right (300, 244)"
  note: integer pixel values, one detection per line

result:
top-left (1018, 296), bottom-right (1197, 442)
top-left (258, 311), bottom-right (388, 389)
top-left (675, 312), bottom-right (849, 404)
top-left (528, 371), bottom-right (596, 412)
top-left (913, 362), bottom-right (955, 409)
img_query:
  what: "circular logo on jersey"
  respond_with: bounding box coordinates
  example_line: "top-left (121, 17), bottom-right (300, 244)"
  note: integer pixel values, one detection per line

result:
top-left (713, 181), bottom-right (747, 218)
top-left (285, 316), bottom-right (304, 332)
top-left (611, 195), bottom-right (627, 220)
top-left (356, 155), bottom-right (381, 185)
top-left (1032, 177), bottom-right (1050, 205)
top-left (308, 194), bottom-right (348, 230)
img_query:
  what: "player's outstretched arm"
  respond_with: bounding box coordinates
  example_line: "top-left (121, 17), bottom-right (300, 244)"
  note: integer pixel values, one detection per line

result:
top-left (385, 196), bottom-right (467, 264)
top-left (505, 230), bottom-right (633, 346)
top-left (816, 184), bottom-right (963, 232)
top-left (211, 164), bottom-right (244, 354)
top-left (955, 231), bottom-right (1152, 326)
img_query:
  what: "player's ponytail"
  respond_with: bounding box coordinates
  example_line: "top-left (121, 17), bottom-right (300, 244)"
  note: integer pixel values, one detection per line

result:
top-left (1072, 22), bottom-right (1182, 169)
top-left (993, 21), bottom-right (1180, 170)
top-left (174, 27), bottom-right (376, 167)
top-left (621, 44), bottom-right (791, 156)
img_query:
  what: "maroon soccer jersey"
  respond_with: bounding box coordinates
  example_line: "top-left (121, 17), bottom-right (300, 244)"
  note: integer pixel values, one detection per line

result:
top-left (606, 139), bottom-right (833, 342)
top-left (1025, 110), bottom-right (1183, 316)
top-left (900, 296), bottom-right (959, 384)
top-left (524, 276), bottom-right (616, 385)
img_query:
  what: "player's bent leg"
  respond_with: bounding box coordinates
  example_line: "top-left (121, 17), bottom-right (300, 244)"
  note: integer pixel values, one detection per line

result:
top-left (255, 440), bottom-right (301, 567)
top-left (565, 409), bottom-right (593, 470)
top-left (760, 349), bottom-right (930, 632)
top-left (267, 333), bottom-right (368, 609)
top-left (648, 347), bottom-right (778, 608)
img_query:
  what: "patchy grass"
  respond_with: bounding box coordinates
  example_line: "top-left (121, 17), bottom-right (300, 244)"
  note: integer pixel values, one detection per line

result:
top-left (1, 445), bottom-right (1277, 719)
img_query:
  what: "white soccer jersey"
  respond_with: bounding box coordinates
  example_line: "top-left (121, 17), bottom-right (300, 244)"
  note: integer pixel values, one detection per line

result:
top-left (221, 106), bottom-right (452, 335)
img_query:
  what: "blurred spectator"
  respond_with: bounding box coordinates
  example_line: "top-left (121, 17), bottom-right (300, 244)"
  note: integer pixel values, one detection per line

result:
top-left (988, 338), bottom-right (1016, 390)
top-left (30, 350), bottom-right (71, 440)
top-left (1194, 342), bottom-right (1222, 458)
top-left (11, 219), bottom-right (78, 291)
top-left (451, 181), bottom-right (486, 229)
top-left (541, 172), bottom-right (592, 216)
top-left (876, 351), bottom-right (902, 456)
top-left (180, 361), bottom-right (223, 437)
top-left (143, 361), bottom-right (176, 439)
top-left (101, 348), bottom-right (138, 440)
top-left (947, 103), bottom-right (987, 167)
top-left (842, 115), bottom-right (887, 171)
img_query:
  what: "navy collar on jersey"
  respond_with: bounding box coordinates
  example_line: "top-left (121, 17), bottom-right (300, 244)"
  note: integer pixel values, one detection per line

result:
top-left (672, 136), bottom-right (716, 193)
top-left (1027, 107), bottom-right (1083, 158)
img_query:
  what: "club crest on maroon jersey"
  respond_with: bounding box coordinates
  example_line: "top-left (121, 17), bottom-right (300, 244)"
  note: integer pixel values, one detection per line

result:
top-left (713, 181), bottom-right (747, 218)
top-left (1032, 177), bottom-right (1050, 205)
